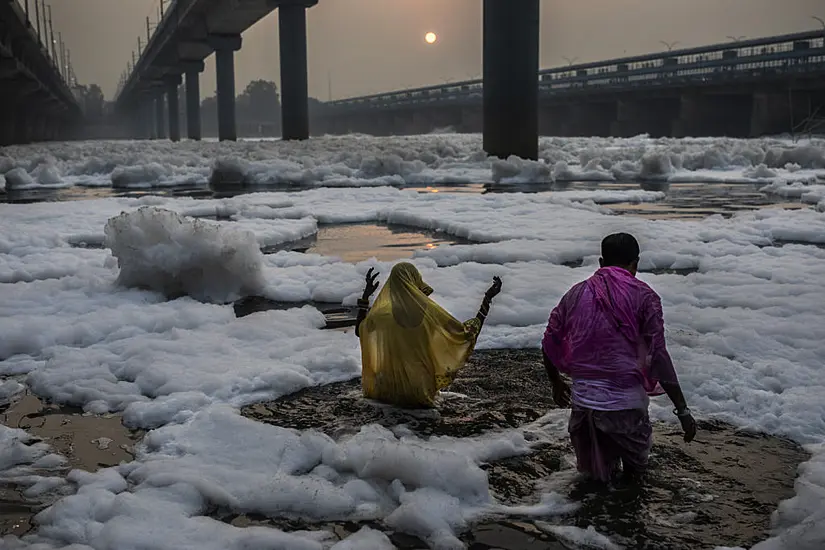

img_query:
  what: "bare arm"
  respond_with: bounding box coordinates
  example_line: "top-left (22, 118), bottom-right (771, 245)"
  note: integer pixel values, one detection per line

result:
top-left (354, 268), bottom-right (380, 338)
top-left (474, 276), bottom-right (502, 329)
top-left (541, 297), bottom-right (571, 407)
top-left (543, 350), bottom-right (571, 407)
top-left (354, 302), bottom-right (368, 337)
top-left (660, 381), bottom-right (688, 412)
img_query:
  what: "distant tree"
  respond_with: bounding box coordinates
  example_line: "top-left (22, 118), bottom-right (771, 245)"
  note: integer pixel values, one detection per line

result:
top-left (237, 80), bottom-right (281, 137)
top-left (201, 93), bottom-right (218, 137)
top-left (198, 82), bottom-right (324, 138)
top-left (84, 84), bottom-right (105, 119)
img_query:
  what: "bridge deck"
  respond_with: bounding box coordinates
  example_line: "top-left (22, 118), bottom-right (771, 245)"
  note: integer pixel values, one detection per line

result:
top-left (327, 29), bottom-right (825, 111)
top-left (118, 0), bottom-right (282, 103)
top-left (0, 0), bottom-right (77, 111)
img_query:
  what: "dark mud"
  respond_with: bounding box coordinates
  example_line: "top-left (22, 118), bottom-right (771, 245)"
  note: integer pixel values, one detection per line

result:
top-left (241, 349), bottom-right (807, 550)
top-left (0, 392), bottom-right (143, 537)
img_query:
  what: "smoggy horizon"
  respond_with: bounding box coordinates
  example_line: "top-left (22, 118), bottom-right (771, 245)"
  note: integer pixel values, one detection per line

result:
top-left (44, 0), bottom-right (824, 101)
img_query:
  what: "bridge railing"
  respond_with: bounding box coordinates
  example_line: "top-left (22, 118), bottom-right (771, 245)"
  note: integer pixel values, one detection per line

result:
top-left (4, 0), bottom-right (75, 95)
top-left (327, 30), bottom-right (825, 111)
top-left (115, 0), bottom-right (184, 101)
top-left (8, 0), bottom-right (70, 87)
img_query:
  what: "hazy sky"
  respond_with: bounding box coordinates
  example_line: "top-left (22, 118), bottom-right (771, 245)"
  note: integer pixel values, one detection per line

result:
top-left (47, 0), bottom-right (823, 101)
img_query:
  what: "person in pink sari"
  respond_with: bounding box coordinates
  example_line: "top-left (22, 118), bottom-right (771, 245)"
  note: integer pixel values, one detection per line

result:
top-left (542, 233), bottom-right (696, 482)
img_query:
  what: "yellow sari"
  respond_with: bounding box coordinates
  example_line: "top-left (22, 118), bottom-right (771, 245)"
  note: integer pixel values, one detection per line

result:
top-left (359, 263), bottom-right (481, 408)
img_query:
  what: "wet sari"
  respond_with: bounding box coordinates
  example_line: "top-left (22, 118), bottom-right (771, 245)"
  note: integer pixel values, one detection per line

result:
top-left (359, 263), bottom-right (481, 408)
top-left (542, 266), bottom-right (680, 480)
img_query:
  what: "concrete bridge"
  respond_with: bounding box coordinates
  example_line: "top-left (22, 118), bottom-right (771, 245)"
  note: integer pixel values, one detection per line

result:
top-left (115, 0), bottom-right (322, 143)
top-left (319, 29), bottom-right (825, 141)
top-left (0, 0), bottom-right (82, 145)
top-left (115, 0), bottom-right (542, 159)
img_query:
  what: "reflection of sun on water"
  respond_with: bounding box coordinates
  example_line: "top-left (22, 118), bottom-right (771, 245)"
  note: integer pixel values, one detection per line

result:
top-left (425, 32), bottom-right (437, 44)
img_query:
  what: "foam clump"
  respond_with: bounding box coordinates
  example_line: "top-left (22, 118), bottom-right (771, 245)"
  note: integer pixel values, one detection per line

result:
top-left (4, 167), bottom-right (36, 190)
top-left (743, 163), bottom-right (779, 179)
top-left (491, 156), bottom-right (552, 184)
top-left (111, 163), bottom-right (171, 188)
top-left (103, 207), bottom-right (265, 303)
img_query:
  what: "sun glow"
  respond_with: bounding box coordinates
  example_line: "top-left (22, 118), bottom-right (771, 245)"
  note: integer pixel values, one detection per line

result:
top-left (425, 32), bottom-right (437, 45)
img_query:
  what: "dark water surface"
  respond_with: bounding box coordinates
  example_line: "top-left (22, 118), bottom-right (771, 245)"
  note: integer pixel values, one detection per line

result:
top-left (1, 181), bottom-right (806, 222)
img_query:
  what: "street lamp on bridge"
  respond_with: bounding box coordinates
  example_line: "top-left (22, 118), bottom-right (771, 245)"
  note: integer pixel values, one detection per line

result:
top-left (659, 40), bottom-right (680, 52)
top-left (562, 56), bottom-right (578, 67)
top-left (813, 16), bottom-right (825, 38)
top-left (726, 35), bottom-right (746, 42)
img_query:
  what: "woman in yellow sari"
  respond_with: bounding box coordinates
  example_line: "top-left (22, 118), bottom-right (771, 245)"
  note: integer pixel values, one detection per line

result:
top-left (354, 262), bottom-right (502, 408)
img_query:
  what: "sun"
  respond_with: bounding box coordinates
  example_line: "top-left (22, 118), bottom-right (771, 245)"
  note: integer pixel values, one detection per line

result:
top-left (425, 32), bottom-right (438, 45)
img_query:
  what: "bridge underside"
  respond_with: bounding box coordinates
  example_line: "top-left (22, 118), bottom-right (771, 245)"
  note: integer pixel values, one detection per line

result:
top-left (116, 0), bottom-right (542, 159)
top-left (116, 0), bottom-right (319, 143)
top-left (0, 1), bottom-right (82, 146)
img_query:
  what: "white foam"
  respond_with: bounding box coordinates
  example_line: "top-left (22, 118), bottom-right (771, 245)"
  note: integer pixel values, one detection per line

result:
top-left (2, 135), bottom-right (825, 549)
top-left (103, 207), bottom-right (266, 303)
top-left (1, 135), bottom-right (823, 191)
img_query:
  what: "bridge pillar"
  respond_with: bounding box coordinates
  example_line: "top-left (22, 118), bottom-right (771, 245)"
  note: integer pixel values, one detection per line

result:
top-left (183, 61), bottom-right (204, 141)
top-left (141, 99), bottom-right (156, 139)
top-left (750, 91), bottom-right (812, 137)
top-left (165, 75), bottom-right (182, 142)
top-left (155, 91), bottom-right (167, 139)
top-left (538, 104), bottom-right (570, 136)
top-left (14, 110), bottom-right (29, 144)
top-left (278, 0), bottom-right (317, 140)
top-left (611, 97), bottom-right (680, 138)
top-left (562, 102), bottom-right (615, 137)
top-left (483, 0), bottom-right (540, 160)
top-left (145, 100), bottom-right (155, 139)
top-left (673, 93), bottom-right (752, 138)
top-left (459, 106), bottom-right (483, 133)
top-left (0, 112), bottom-right (13, 145)
top-left (209, 35), bottom-right (242, 141)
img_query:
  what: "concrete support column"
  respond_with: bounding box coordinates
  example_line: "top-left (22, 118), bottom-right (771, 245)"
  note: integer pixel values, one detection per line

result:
top-left (209, 35), bottom-right (242, 141)
top-left (483, 0), bottom-right (540, 160)
top-left (131, 104), bottom-right (146, 139)
top-left (142, 99), bottom-right (155, 139)
top-left (674, 94), bottom-right (753, 138)
top-left (611, 97), bottom-right (680, 138)
top-left (278, 0), bottom-right (317, 140)
top-left (750, 91), bottom-right (811, 137)
top-left (165, 75), bottom-right (182, 142)
top-left (14, 110), bottom-right (29, 144)
top-left (0, 111), bottom-right (13, 145)
top-left (155, 91), bottom-right (167, 139)
top-left (460, 106), bottom-right (483, 134)
top-left (183, 61), bottom-right (204, 141)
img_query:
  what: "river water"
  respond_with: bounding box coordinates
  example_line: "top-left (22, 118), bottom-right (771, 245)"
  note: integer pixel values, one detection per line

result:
top-left (0, 178), bottom-right (813, 548)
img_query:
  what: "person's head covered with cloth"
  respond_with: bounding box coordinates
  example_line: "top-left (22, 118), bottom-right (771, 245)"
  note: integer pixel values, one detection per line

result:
top-left (358, 262), bottom-right (492, 408)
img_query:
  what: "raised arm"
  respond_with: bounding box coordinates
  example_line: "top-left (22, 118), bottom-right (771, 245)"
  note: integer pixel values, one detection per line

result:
top-left (474, 276), bottom-right (502, 330)
top-left (354, 268), bottom-right (380, 338)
